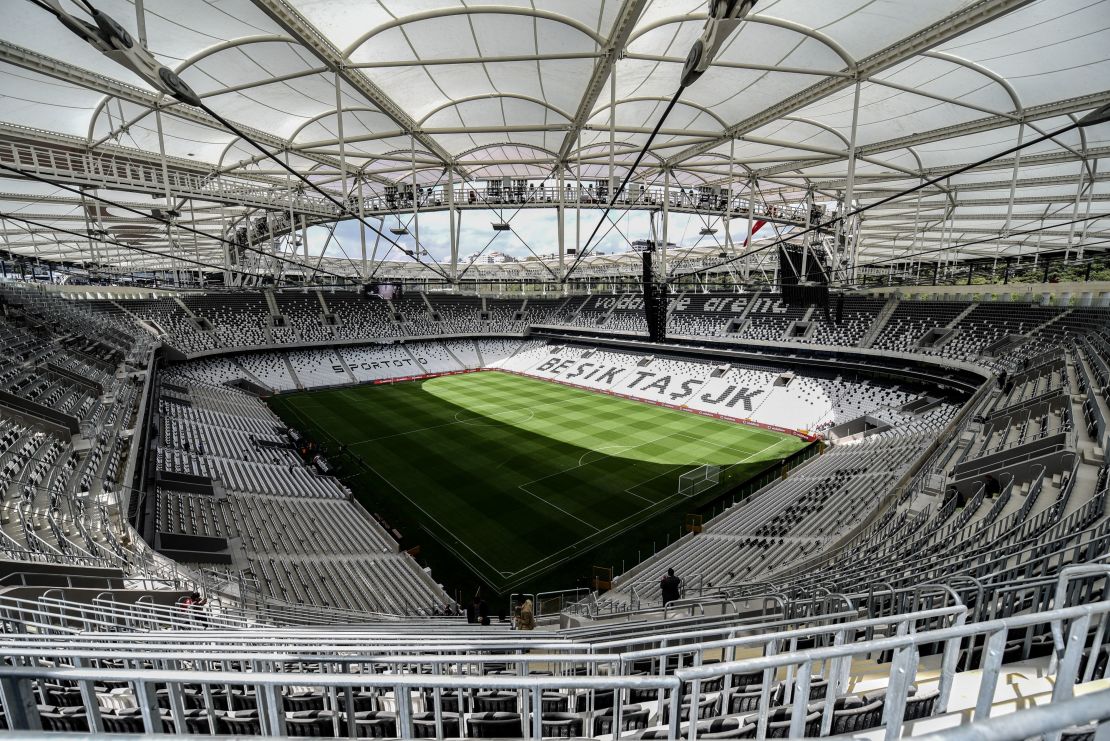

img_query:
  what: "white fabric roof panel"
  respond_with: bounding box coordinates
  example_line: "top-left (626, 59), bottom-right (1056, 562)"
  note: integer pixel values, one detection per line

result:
top-left (0, 0), bottom-right (1103, 276)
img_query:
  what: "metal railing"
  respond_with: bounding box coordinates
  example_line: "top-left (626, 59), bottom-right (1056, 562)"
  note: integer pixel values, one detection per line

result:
top-left (0, 595), bottom-right (1106, 739)
top-left (357, 185), bottom-right (813, 223)
top-left (0, 138), bottom-right (336, 216)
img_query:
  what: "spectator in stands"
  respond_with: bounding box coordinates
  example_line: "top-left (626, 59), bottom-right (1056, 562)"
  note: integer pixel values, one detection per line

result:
top-left (179, 592), bottom-right (208, 627)
top-left (660, 568), bottom-right (682, 606)
top-left (516, 599), bottom-right (535, 631)
top-left (466, 591), bottom-right (490, 625)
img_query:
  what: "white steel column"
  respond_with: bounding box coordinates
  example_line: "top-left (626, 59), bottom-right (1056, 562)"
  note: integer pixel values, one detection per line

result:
top-left (448, 165), bottom-right (458, 280)
top-left (911, 177), bottom-right (923, 277)
top-left (334, 71), bottom-right (350, 283)
top-left (220, 205), bottom-right (232, 285)
top-left (267, 215), bottom-right (278, 283)
top-left (139, 0), bottom-right (181, 284)
top-left (301, 215), bottom-right (309, 265)
top-left (1066, 157), bottom-right (1092, 260)
top-left (1077, 159), bottom-right (1097, 260)
top-left (744, 176), bottom-right (754, 281)
top-left (801, 188), bottom-right (812, 279)
top-left (78, 188), bottom-right (99, 278)
top-left (190, 207), bottom-right (203, 288)
top-left (557, 165), bottom-right (566, 277)
top-left (356, 175), bottom-right (368, 280)
top-left (575, 133), bottom-right (582, 274)
top-left (609, 65), bottom-right (616, 203)
top-left (1003, 123), bottom-right (1024, 237)
top-left (285, 149), bottom-right (297, 276)
top-left (661, 168), bottom-right (670, 278)
top-left (844, 80), bottom-right (862, 281)
top-left (724, 138), bottom-right (735, 255)
top-left (411, 138), bottom-right (420, 262)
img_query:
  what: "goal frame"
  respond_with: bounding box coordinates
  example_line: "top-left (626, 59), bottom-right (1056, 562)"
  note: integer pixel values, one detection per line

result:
top-left (677, 464), bottom-right (720, 497)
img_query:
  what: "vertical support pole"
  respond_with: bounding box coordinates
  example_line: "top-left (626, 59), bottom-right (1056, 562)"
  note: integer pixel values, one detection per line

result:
top-left (167, 222), bottom-right (179, 287)
top-left (0, 675), bottom-right (42, 730)
top-left (190, 204), bottom-right (203, 288)
top-left (139, 0), bottom-right (176, 284)
top-left (557, 165), bottom-right (566, 278)
top-left (267, 214), bottom-right (279, 283)
top-left (284, 149), bottom-right (299, 281)
top-left (357, 175), bottom-right (368, 281)
top-left (744, 176), bottom-right (755, 282)
top-left (411, 136), bottom-right (421, 264)
top-left (1066, 159), bottom-right (1086, 260)
top-left (973, 629), bottom-right (1009, 720)
top-left (801, 188), bottom-right (812, 281)
top-left (575, 131), bottom-right (582, 292)
top-left (334, 70), bottom-right (350, 283)
top-left (154, 113), bottom-right (177, 283)
top-left (724, 138), bottom-right (735, 270)
top-left (844, 80), bottom-right (862, 281)
top-left (78, 188), bottom-right (99, 279)
top-left (221, 207), bottom-right (232, 285)
top-left (301, 216), bottom-right (309, 278)
top-left (448, 165), bottom-right (458, 281)
top-left (1003, 123), bottom-right (1024, 238)
top-left (368, 214), bottom-right (384, 274)
top-left (609, 64), bottom-right (616, 204)
top-left (662, 168), bottom-right (670, 278)
top-left (1077, 159), bottom-right (1097, 260)
top-left (911, 177), bottom-right (923, 278)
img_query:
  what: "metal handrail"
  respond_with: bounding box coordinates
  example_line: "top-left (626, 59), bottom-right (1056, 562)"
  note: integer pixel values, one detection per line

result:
top-left (1, 600), bottom-right (1105, 739)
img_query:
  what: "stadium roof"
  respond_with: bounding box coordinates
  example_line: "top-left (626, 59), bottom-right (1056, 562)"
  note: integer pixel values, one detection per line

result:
top-left (0, 0), bottom-right (1107, 282)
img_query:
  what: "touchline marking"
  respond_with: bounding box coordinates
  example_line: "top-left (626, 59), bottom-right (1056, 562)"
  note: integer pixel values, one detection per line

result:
top-left (511, 425), bottom-right (802, 563)
top-left (504, 431), bottom-right (806, 583)
top-left (280, 371), bottom-right (806, 585)
top-left (513, 424), bottom-right (738, 540)
top-left (515, 483), bottom-right (602, 532)
top-left (355, 455), bottom-right (506, 578)
top-left (518, 426), bottom-right (701, 488)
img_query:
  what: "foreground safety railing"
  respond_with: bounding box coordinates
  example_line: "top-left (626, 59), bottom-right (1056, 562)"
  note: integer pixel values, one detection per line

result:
top-left (0, 589), bottom-right (440, 635)
top-left (3, 596), bottom-right (1106, 738)
top-left (918, 688), bottom-right (1110, 741)
top-left (0, 604), bottom-right (961, 737)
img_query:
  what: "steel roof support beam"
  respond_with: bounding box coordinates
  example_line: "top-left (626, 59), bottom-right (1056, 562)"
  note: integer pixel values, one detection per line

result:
top-left (556, 0), bottom-right (648, 164)
top-left (864, 211), bottom-right (1108, 222)
top-left (864, 192), bottom-right (1110, 209)
top-left (0, 39), bottom-right (371, 191)
top-left (757, 92), bottom-right (1110, 179)
top-left (664, 0), bottom-right (1036, 168)
top-left (251, 0), bottom-right (456, 171)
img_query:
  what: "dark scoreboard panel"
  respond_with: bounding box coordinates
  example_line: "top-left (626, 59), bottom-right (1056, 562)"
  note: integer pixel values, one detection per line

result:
top-left (642, 251), bottom-right (667, 342)
top-left (365, 283), bottom-right (402, 300)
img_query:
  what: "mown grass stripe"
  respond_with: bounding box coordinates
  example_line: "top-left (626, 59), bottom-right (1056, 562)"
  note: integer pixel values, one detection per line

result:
top-left (267, 370), bottom-right (804, 589)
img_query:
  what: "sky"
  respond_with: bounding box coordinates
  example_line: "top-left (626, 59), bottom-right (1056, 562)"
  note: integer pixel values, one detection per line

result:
top-left (300, 208), bottom-right (779, 266)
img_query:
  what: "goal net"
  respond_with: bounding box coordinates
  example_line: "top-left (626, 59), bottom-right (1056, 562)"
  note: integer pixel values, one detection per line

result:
top-left (678, 464), bottom-right (720, 497)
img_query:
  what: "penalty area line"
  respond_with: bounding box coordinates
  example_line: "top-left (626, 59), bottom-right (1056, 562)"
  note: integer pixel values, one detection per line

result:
top-left (516, 482), bottom-right (603, 532)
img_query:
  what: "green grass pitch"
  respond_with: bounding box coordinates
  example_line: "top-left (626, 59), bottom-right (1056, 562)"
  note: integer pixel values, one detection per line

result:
top-left (268, 370), bottom-right (806, 593)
